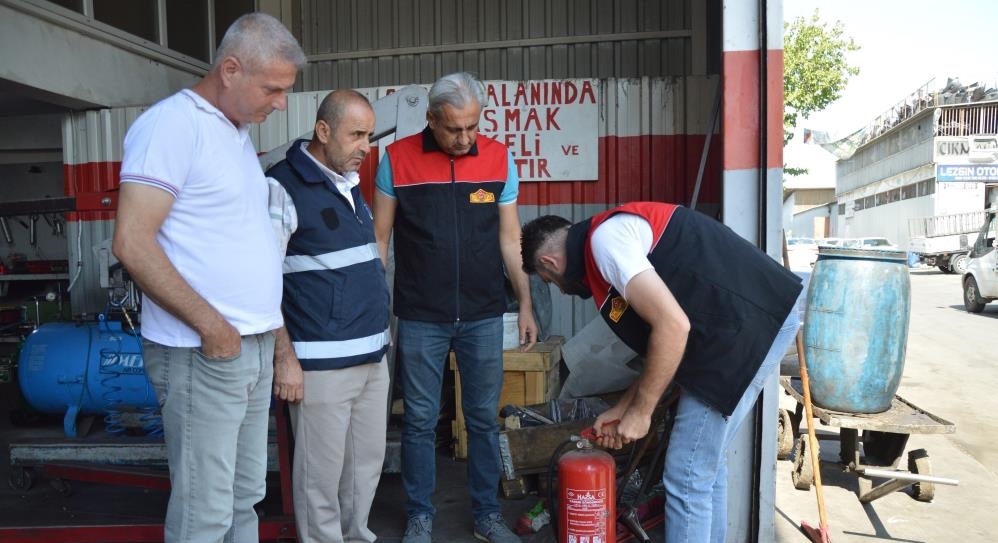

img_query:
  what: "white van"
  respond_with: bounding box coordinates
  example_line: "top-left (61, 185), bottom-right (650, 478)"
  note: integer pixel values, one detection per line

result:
top-left (962, 207), bottom-right (998, 313)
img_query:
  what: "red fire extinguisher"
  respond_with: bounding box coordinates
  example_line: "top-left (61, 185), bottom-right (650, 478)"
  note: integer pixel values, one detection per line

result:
top-left (556, 428), bottom-right (616, 543)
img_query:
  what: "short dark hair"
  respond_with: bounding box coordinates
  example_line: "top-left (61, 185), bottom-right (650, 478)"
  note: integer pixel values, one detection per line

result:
top-left (316, 89), bottom-right (371, 129)
top-left (520, 215), bottom-right (571, 274)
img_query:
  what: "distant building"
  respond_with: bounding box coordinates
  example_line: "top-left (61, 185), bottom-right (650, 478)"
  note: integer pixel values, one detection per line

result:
top-left (783, 130), bottom-right (837, 239)
top-left (807, 78), bottom-right (997, 250)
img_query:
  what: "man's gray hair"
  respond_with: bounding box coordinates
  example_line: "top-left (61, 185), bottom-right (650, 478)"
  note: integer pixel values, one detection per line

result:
top-left (214, 13), bottom-right (307, 72)
top-left (427, 72), bottom-right (487, 116)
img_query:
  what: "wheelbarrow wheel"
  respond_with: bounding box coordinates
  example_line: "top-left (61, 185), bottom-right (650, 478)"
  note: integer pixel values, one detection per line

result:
top-left (908, 449), bottom-right (934, 502)
top-left (777, 408), bottom-right (795, 460)
top-left (792, 435), bottom-right (815, 490)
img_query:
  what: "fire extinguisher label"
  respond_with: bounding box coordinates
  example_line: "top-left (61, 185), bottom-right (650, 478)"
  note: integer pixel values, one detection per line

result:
top-left (565, 487), bottom-right (608, 542)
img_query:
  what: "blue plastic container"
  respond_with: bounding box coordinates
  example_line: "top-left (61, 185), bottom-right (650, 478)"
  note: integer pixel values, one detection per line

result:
top-left (18, 321), bottom-right (157, 436)
top-left (803, 247), bottom-right (911, 413)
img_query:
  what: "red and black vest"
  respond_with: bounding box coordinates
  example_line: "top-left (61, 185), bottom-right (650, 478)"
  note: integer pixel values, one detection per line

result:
top-left (386, 128), bottom-right (509, 322)
top-left (564, 202), bottom-right (803, 415)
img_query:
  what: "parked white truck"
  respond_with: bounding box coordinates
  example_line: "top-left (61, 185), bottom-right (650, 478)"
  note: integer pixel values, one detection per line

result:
top-left (963, 207), bottom-right (998, 313)
top-left (908, 210), bottom-right (987, 274)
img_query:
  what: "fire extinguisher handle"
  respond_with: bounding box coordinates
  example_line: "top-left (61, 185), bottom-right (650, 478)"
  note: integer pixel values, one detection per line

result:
top-left (580, 419), bottom-right (620, 440)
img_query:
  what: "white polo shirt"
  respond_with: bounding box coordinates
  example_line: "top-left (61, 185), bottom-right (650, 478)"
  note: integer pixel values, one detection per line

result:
top-left (120, 89), bottom-right (284, 347)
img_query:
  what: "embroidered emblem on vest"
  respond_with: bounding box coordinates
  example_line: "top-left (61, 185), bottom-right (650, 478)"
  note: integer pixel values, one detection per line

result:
top-left (609, 296), bottom-right (628, 323)
top-left (469, 188), bottom-right (496, 203)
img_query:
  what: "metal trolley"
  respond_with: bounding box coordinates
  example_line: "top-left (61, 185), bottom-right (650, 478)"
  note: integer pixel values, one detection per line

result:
top-left (778, 377), bottom-right (959, 503)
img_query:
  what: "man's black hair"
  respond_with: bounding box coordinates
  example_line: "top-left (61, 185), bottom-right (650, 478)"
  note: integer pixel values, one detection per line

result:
top-left (520, 215), bottom-right (572, 274)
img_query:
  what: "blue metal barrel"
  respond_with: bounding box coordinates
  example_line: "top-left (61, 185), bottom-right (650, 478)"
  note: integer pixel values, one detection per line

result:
top-left (18, 321), bottom-right (157, 436)
top-left (803, 247), bottom-right (910, 413)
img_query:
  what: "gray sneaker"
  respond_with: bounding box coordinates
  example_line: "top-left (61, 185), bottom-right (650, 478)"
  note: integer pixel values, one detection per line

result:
top-left (402, 515), bottom-right (432, 543)
top-left (473, 513), bottom-right (520, 543)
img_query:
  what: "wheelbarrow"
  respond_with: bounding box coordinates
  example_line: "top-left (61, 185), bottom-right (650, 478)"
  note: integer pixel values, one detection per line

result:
top-left (778, 376), bottom-right (959, 503)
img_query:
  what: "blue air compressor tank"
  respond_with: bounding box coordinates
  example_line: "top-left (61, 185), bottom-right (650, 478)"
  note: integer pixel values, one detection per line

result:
top-left (18, 321), bottom-right (158, 437)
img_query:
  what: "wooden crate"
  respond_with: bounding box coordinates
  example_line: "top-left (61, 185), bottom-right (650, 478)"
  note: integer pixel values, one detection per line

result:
top-left (450, 336), bottom-right (564, 459)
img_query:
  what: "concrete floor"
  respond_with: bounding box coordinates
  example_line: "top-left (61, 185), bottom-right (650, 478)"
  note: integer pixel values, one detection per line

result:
top-left (2, 268), bottom-right (995, 542)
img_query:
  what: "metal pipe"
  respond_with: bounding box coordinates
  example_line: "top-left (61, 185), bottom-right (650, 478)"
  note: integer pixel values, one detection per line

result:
top-left (859, 467), bottom-right (959, 486)
top-left (29, 214), bottom-right (38, 246)
top-left (690, 81), bottom-right (722, 212)
top-left (0, 217), bottom-right (12, 244)
top-left (757, 0), bottom-right (769, 253)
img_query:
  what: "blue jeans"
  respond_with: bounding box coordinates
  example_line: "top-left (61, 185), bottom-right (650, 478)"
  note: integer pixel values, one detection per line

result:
top-left (143, 332), bottom-right (275, 543)
top-left (398, 317), bottom-right (504, 522)
top-left (664, 311), bottom-right (800, 543)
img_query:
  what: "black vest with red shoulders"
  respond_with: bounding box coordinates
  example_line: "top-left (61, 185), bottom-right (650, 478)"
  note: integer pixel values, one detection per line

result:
top-left (386, 128), bottom-right (509, 322)
top-left (564, 202), bottom-right (802, 415)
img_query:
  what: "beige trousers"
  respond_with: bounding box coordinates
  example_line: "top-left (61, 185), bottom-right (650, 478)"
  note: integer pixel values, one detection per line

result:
top-left (289, 359), bottom-right (389, 543)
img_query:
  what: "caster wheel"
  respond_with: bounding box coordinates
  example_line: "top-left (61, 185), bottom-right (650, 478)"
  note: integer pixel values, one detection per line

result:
top-left (50, 477), bottom-right (73, 497)
top-left (777, 408), bottom-right (795, 460)
top-left (908, 449), bottom-right (934, 502)
top-left (8, 466), bottom-right (35, 491)
top-left (792, 435), bottom-right (816, 491)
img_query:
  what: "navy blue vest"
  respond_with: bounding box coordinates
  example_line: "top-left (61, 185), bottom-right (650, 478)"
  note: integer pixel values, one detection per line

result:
top-left (266, 140), bottom-right (390, 371)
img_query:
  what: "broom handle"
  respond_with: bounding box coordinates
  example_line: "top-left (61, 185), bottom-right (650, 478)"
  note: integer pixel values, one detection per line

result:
top-left (796, 331), bottom-right (829, 532)
top-left (781, 230), bottom-right (830, 536)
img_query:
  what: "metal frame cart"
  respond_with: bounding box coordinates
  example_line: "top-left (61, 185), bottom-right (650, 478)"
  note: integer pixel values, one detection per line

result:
top-left (778, 377), bottom-right (959, 503)
top-left (1, 400), bottom-right (298, 542)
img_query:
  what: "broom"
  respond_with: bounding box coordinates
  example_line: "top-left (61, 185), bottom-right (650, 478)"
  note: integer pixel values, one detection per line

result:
top-left (796, 331), bottom-right (831, 543)
top-left (782, 233), bottom-right (831, 543)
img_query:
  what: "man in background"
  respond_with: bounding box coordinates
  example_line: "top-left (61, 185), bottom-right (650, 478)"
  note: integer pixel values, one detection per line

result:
top-left (267, 89), bottom-right (390, 543)
top-left (373, 72), bottom-right (537, 543)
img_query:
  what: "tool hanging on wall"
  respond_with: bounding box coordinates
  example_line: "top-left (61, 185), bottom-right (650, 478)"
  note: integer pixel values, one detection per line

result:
top-left (0, 217), bottom-right (13, 244)
top-left (42, 214), bottom-right (64, 237)
top-left (29, 214), bottom-right (39, 246)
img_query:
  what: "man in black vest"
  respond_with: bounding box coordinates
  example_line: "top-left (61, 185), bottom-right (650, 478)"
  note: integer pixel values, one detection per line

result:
top-left (266, 90), bottom-right (391, 543)
top-left (521, 202), bottom-right (803, 542)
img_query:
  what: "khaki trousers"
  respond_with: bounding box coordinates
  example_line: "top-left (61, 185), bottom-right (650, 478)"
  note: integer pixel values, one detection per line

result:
top-left (289, 359), bottom-right (389, 543)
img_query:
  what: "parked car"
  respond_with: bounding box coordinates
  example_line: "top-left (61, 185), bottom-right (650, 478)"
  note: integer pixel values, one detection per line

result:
top-left (963, 208), bottom-right (997, 313)
top-left (786, 237), bottom-right (818, 269)
top-left (855, 237), bottom-right (899, 250)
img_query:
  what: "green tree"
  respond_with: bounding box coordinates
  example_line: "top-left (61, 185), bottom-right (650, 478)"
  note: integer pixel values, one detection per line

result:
top-left (784, 10), bottom-right (859, 145)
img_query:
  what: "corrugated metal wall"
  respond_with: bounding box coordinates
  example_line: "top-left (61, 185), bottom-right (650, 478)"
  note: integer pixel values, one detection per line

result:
top-left (60, 75), bottom-right (719, 338)
top-left (297, 0), bottom-right (709, 90)
top-left (62, 107), bottom-right (147, 317)
top-left (255, 76), bottom-right (720, 339)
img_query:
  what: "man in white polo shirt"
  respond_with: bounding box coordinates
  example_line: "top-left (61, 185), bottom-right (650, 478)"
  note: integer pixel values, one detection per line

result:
top-left (112, 13), bottom-right (305, 543)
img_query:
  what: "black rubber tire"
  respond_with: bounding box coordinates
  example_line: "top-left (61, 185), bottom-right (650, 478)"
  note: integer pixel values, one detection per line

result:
top-left (792, 435), bottom-right (815, 490)
top-left (938, 264), bottom-right (954, 274)
top-left (8, 467), bottom-right (34, 492)
top-left (908, 449), bottom-right (935, 502)
top-left (777, 409), bottom-right (794, 460)
top-left (964, 276), bottom-right (987, 313)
